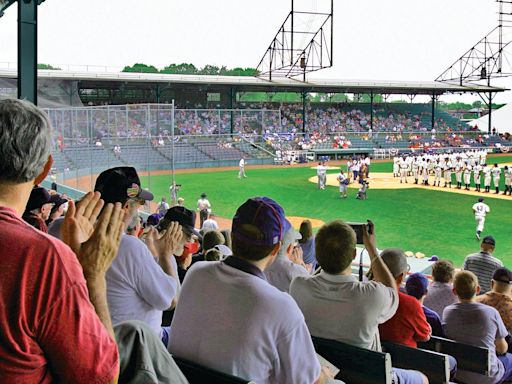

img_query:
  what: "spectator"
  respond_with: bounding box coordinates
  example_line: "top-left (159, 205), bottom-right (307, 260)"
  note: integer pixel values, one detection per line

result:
top-left (95, 167), bottom-right (181, 346)
top-left (169, 197), bottom-right (337, 383)
top-left (156, 196), bottom-right (169, 216)
top-left (444, 271), bottom-right (512, 384)
top-left (22, 186), bottom-right (53, 232)
top-left (378, 249), bottom-right (432, 348)
top-left (196, 192), bottom-right (211, 228)
top-left (290, 220), bottom-right (428, 384)
top-left (201, 212), bottom-right (219, 234)
top-left (423, 259), bottom-right (458, 319)
top-left (462, 236), bottom-right (503, 294)
top-left (264, 223), bottom-right (310, 292)
top-left (46, 193), bottom-right (68, 227)
top-left (0, 99), bottom-right (120, 383)
top-left (405, 273), bottom-right (444, 337)
top-left (299, 219), bottom-right (317, 270)
top-left (191, 230), bottom-right (229, 265)
top-left (476, 268), bottom-right (512, 348)
top-left (126, 215), bottom-right (143, 237)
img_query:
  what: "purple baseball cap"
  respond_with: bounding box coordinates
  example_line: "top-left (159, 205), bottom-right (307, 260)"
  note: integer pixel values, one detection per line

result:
top-left (405, 272), bottom-right (429, 300)
top-left (232, 197), bottom-right (290, 246)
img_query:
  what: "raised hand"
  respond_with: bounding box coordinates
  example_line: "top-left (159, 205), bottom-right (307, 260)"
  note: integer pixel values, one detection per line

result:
top-left (152, 221), bottom-right (183, 259)
top-left (77, 202), bottom-right (125, 279)
top-left (61, 191), bottom-right (104, 255)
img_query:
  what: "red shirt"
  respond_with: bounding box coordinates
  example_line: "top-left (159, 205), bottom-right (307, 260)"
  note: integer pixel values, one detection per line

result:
top-left (379, 291), bottom-right (431, 348)
top-left (0, 207), bottom-right (118, 383)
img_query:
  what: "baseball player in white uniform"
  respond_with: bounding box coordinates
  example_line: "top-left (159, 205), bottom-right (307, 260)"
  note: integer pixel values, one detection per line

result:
top-left (317, 162), bottom-right (327, 190)
top-left (504, 166), bottom-right (512, 196)
top-left (472, 197), bottom-right (490, 240)
top-left (454, 158), bottom-right (463, 189)
top-left (393, 156), bottom-right (400, 177)
top-left (482, 164), bottom-right (492, 193)
top-left (491, 163), bottom-right (501, 194)
top-left (399, 157), bottom-right (409, 183)
top-left (433, 160), bottom-right (443, 187)
top-left (422, 159), bottom-right (430, 186)
top-left (336, 170), bottom-right (349, 198)
top-left (443, 158), bottom-right (452, 188)
top-left (238, 157), bottom-right (247, 179)
top-left (473, 163), bottom-right (482, 192)
top-left (463, 162), bottom-right (472, 191)
top-left (412, 157), bottom-right (420, 184)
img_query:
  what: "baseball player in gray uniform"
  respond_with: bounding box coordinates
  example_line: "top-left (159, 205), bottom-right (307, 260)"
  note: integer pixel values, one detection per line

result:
top-left (491, 163), bottom-right (501, 194)
top-left (504, 166), bottom-right (512, 195)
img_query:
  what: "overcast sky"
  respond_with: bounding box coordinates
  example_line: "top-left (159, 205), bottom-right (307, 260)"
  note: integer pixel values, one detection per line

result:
top-left (0, 0), bottom-right (511, 103)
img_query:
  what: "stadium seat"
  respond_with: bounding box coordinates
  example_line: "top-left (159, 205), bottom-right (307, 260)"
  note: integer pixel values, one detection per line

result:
top-left (418, 336), bottom-right (490, 376)
top-left (381, 341), bottom-right (450, 384)
top-left (173, 356), bottom-right (255, 384)
top-left (311, 336), bottom-right (393, 384)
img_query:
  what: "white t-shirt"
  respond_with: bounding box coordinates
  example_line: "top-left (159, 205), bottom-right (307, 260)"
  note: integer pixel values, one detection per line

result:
top-left (472, 202), bottom-right (490, 218)
top-left (239, 159), bottom-right (245, 167)
top-left (197, 198), bottom-right (211, 211)
top-left (317, 165), bottom-right (327, 176)
top-left (106, 234), bottom-right (178, 336)
top-left (290, 272), bottom-right (398, 352)
top-left (169, 261), bottom-right (321, 384)
top-left (264, 254), bottom-right (309, 293)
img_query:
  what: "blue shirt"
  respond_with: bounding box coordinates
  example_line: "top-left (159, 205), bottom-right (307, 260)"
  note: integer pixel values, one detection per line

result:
top-left (423, 305), bottom-right (444, 337)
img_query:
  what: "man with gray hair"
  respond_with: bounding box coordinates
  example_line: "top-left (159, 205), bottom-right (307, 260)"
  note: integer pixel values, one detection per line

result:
top-left (0, 99), bottom-right (122, 382)
top-left (378, 248), bottom-right (432, 348)
top-left (264, 221), bottom-right (310, 292)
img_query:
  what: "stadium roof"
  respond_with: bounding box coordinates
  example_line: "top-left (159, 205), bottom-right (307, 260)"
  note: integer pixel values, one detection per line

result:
top-left (0, 68), bottom-right (507, 96)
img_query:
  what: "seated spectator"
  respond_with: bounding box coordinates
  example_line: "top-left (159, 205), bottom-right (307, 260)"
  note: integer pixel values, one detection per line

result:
top-left (191, 230), bottom-right (230, 265)
top-left (405, 273), bottom-right (444, 337)
top-left (462, 236), bottom-right (503, 294)
top-left (299, 219), bottom-right (317, 270)
top-left (423, 259), bottom-right (458, 319)
top-left (476, 268), bottom-right (512, 350)
top-left (45, 193), bottom-right (68, 227)
top-left (169, 197), bottom-right (337, 383)
top-left (443, 271), bottom-right (512, 384)
top-left (201, 212), bottom-right (219, 234)
top-left (379, 249), bottom-right (432, 348)
top-left (95, 167), bottom-right (181, 346)
top-left (22, 186), bottom-right (53, 232)
top-left (126, 215), bottom-right (143, 237)
top-left (290, 220), bottom-right (428, 384)
top-left (264, 224), bottom-right (310, 293)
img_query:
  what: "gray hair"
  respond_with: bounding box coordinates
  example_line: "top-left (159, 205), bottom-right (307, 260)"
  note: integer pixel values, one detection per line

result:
top-left (0, 99), bottom-right (52, 183)
top-left (380, 248), bottom-right (409, 278)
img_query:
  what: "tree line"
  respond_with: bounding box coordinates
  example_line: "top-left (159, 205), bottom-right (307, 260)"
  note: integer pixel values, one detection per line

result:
top-left (122, 63), bottom-right (258, 76)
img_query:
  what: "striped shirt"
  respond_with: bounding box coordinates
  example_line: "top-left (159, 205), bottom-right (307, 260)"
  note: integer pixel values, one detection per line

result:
top-left (462, 252), bottom-right (503, 294)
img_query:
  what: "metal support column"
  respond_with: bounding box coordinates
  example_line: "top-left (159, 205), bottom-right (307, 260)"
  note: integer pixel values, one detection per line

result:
top-left (370, 91), bottom-right (374, 132)
top-left (229, 87), bottom-right (235, 135)
top-left (18, 0), bottom-right (38, 104)
top-left (488, 92), bottom-right (493, 134)
top-left (302, 91), bottom-right (307, 133)
top-left (431, 93), bottom-right (436, 129)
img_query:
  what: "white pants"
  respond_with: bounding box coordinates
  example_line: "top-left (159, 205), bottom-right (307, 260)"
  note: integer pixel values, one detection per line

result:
top-left (484, 176), bottom-right (491, 187)
top-left (476, 216), bottom-right (486, 232)
top-left (400, 169), bottom-right (407, 181)
top-left (464, 174), bottom-right (471, 184)
top-left (444, 171), bottom-right (451, 182)
top-left (493, 177), bottom-right (500, 188)
top-left (455, 172), bottom-right (462, 183)
top-left (239, 167), bottom-right (246, 178)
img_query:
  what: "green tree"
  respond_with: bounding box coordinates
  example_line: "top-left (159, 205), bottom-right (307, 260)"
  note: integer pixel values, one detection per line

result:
top-left (37, 63), bottom-right (61, 70)
top-left (122, 63), bottom-right (159, 73)
top-left (160, 63), bottom-right (198, 74)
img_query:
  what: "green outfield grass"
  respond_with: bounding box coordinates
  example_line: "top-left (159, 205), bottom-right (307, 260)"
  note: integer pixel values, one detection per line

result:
top-left (140, 154), bottom-right (512, 267)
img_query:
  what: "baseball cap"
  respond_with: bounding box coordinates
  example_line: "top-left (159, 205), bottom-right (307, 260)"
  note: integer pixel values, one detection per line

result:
top-left (482, 236), bottom-right (496, 246)
top-left (25, 187), bottom-right (52, 212)
top-left (49, 194), bottom-right (68, 209)
top-left (405, 272), bottom-right (429, 299)
top-left (232, 197), bottom-right (290, 246)
top-left (161, 206), bottom-right (200, 237)
top-left (146, 213), bottom-right (161, 227)
top-left (94, 167), bottom-right (154, 205)
top-left (281, 223), bottom-right (302, 247)
top-left (492, 268), bottom-right (512, 284)
top-left (478, 198), bottom-right (484, 202)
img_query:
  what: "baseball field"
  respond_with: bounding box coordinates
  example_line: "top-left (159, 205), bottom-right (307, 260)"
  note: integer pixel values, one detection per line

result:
top-left (139, 154), bottom-right (512, 267)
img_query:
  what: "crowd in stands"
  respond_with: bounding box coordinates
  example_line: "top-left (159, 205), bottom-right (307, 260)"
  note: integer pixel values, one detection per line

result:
top-left (3, 98), bottom-right (512, 383)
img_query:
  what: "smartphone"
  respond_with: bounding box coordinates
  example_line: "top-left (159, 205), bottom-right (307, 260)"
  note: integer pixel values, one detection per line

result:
top-left (347, 222), bottom-right (366, 244)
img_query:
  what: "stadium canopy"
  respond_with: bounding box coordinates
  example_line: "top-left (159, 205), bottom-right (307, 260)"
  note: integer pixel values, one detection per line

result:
top-left (0, 68), bottom-right (506, 96)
